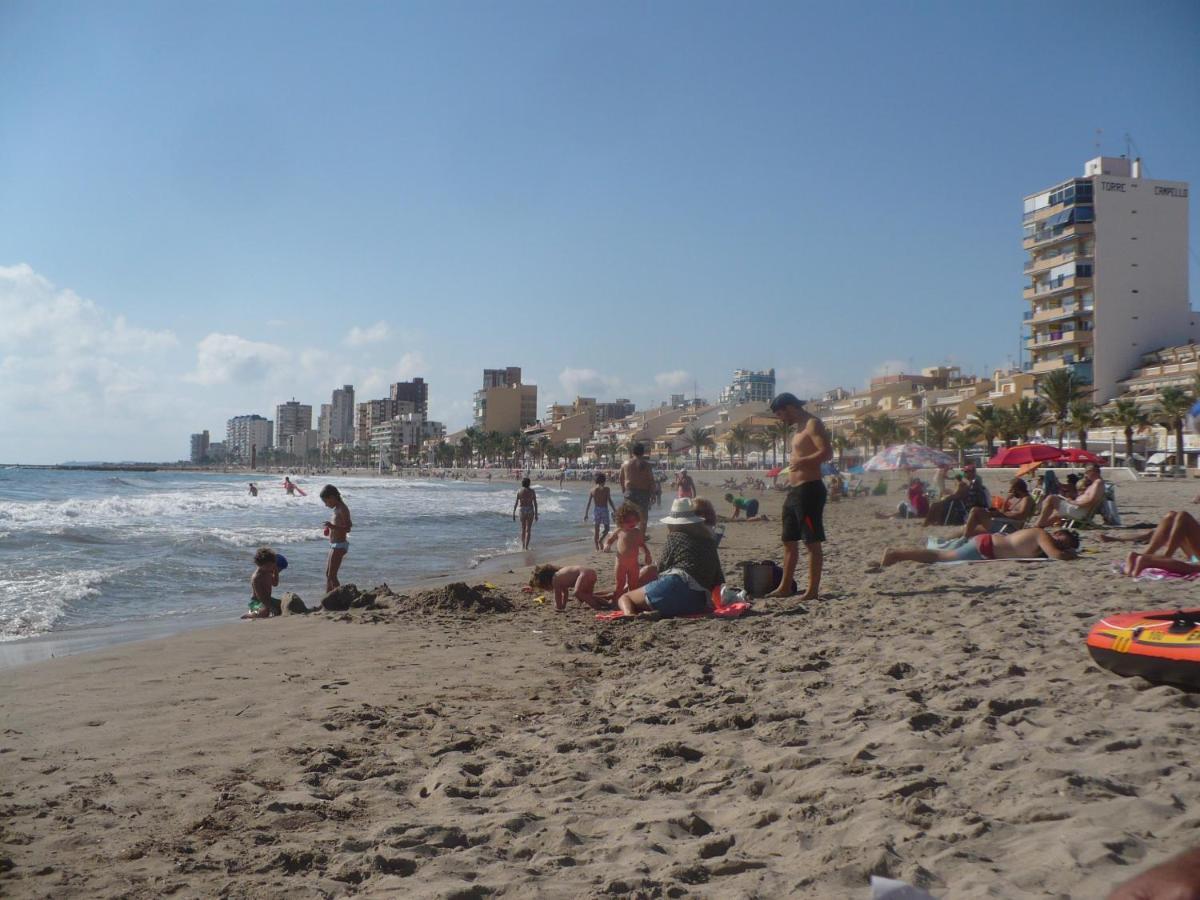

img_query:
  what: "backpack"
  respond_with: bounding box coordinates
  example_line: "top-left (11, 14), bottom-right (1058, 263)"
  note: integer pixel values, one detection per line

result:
top-left (740, 559), bottom-right (796, 597)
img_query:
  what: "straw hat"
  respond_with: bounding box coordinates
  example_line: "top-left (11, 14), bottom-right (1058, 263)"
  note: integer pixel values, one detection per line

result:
top-left (660, 497), bottom-right (705, 526)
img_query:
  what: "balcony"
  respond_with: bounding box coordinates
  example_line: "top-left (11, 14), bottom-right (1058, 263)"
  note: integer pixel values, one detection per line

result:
top-left (1023, 221), bottom-right (1094, 250)
top-left (1026, 329), bottom-right (1093, 351)
top-left (1023, 275), bottom-right (1092, 300)
top-left (1029, 303), bottom-right (1094, 325)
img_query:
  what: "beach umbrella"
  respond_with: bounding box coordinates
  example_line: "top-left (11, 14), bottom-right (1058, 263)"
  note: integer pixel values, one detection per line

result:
top-left (1059, 447), bottom-right (1104, 464)
top-left (766, 465), bottom-right (784, 478)
top-left (1016, 460), bottom-right (1046, 479)
top-left (863, 443), bottom-right (957, 472)
top-left (986, 443), bottom-right (1064, 467)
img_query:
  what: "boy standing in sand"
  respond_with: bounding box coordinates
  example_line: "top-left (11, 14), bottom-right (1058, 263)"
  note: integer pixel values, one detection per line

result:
top-left (766, 393), bottom-right (832, 603)
top-left (605, 503), bottom-right (653, 596)
top-left (512, 478), bottom-right (538, 550)
top-left (320, 484), bottom-right (352, 592)
top-left (583, 473), bottom-right (618, 550)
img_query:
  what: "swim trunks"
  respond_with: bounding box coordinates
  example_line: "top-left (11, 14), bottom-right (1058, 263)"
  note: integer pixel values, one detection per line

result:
top-left (519, 508), bottom-right (535, 524)
top-left (782, 481), bottom-right (826, 543)
top-left (593, 506), bottom-right (611, 526)
top-left (330, 541), bottom-right (349, 551)
top-left (626, 488), bottom-right (654, 516)
top-left (952, 533), bottom-right (995, 561)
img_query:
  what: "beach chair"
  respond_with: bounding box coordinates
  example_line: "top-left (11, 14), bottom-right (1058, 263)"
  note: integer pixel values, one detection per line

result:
top-left (942, 499), bottom-right (968, 526)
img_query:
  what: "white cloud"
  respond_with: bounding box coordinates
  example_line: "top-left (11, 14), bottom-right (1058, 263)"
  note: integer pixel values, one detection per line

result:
top-left (344, 321), bottom-right (391, 347)
top-left (654, 370), bottom-right (692, 391)
top-left (184, 333), bottom-right (294, 386)
top-left (559, 367), bottom-right (622, 398)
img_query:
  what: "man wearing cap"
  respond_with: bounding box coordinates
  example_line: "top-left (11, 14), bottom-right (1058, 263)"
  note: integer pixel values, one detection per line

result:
top-left (766, 393), bottom-right (833, 602)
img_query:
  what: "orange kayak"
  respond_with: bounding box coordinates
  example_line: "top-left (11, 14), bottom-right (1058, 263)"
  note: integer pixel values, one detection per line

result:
top-left (1087, 609), bottom-right (1200, 688)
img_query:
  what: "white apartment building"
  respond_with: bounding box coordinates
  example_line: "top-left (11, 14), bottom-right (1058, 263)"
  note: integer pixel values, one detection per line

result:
top-left (719, 368), bottom-right (776, 406)
top-left (226, 414), bottom-right (273, 462)
top-left (275, 400), bottom-right (313, 449)
top-left (1023, 155), bottom-right (1195, 403)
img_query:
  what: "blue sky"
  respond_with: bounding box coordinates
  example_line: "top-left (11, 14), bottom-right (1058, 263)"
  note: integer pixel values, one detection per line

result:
top-left (1, 0), bottom-right (1198, 462)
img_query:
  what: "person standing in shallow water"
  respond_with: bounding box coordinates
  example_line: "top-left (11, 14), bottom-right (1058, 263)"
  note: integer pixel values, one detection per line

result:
top-left (513, 478), bottom-right (538, 550)
top-left (766, 393), bottom-right (832, 603)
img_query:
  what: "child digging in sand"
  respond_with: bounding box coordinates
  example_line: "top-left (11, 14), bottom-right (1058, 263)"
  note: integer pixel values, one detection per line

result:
top-left (529, 564), bottom-right (607, 611)
top-left (605, 502), bottom-right (653, 596)
top-left (244, 547), bottom-right (283, 619)
top-left (583, 473), bottom-right (618, 551)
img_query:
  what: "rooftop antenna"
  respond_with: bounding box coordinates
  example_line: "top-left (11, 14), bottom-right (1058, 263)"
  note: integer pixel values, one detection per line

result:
top-left (1124, 131), bottom-right (1132, 160)
top-left (1094, 128), bottom-right (1102, 153)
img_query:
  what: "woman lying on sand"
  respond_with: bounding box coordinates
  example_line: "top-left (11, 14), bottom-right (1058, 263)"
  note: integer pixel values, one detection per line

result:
top-left (877, 527), bottom-right (1080, 568)
top-left (615, 498), bottom-right (724, 618)
top-left (1120, 510), bottom-right (1200, 578)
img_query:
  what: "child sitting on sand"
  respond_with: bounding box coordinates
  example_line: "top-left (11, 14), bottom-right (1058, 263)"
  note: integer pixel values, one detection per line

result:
top-left (604, 503), bottom-right (653, 596)
top-left (530, 564), bottom-right (607, 611)
top-left (244, 547), bottom-right (283, 618)
top-left (583, 473), bottom-right (618, 551)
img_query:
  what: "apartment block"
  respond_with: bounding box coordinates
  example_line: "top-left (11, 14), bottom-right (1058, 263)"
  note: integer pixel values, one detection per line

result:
top-left (275, 399), bottom-right (313, 449)
top-left (389, 378), bottom-right (428, 419)
top-left (474, 367), bottom-right (537, 431)
top-left (189, 430), bottom-right (210, 463)
top-left (719, 368), bottom-right (776, 406)
top-left (330, 385), bottom-right (355, 443)
top-left (226, 415), bottom-right (273, 462)
top-left (1022, 155), bottom-right (1195, 402)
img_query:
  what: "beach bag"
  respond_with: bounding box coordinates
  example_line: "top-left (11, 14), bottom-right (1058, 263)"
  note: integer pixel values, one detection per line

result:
top-left (740, 560), bottom-right (795, 597)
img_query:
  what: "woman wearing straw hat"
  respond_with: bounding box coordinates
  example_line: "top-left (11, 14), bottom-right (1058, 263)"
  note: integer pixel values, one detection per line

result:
top-left (615, 497), bottom-right (724, 618)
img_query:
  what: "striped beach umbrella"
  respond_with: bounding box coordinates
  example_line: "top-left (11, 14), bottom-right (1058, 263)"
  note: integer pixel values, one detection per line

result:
top-left (862, 443), bottom-right (958, 471)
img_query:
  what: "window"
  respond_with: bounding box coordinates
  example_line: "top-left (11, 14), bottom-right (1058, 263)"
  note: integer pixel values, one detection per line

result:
top-left (1076, 263), bottom-right (1093, 278)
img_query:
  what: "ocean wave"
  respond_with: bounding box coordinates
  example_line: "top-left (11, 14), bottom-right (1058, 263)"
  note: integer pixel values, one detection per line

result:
top-left (468, 538), bottom-right (525, 568)
top-left (0, 568), bottom-right (112, 640)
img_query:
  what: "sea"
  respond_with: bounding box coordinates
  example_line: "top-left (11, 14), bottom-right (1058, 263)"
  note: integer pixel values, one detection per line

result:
top-left (0, 468), bottom-right (584, 648)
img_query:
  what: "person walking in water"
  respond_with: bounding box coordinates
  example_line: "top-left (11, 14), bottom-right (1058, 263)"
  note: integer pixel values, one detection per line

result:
top-left (513, 477), bottom-right (538, 550)
top-left (766, 393), bottom-right (832, 603)
top-left (620, 443), bottom-right (656, 535)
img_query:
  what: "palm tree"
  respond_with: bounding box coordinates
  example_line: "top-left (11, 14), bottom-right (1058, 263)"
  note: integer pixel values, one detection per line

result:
top-left (947, 425), bottom-right (980, 465)
top-left (767, 421), bottom-right (792, 468)
top-left (967, 406), bottom-right (1001, 459)
top-left (725, 424), bottom-right (752, 466)
top-left (685, 426), bottom-right (713, 470)
top-left (1009, 398), bottom-right (1048, 443)
top-left (831, 431), bottom-right (850, 468)
top-left (994, 407), bottom-right (1019, 448)
top-left (922, 407), bottom-right (957, 450)
top-left (1154, 386), bottom-right (1192, 472)
top-left (1104, 399), bottom-right (1150, 467)
top-left (1067, 402), bottom-right (1100, 453)
top-left (1038, 368), bottom-right (1090, 448)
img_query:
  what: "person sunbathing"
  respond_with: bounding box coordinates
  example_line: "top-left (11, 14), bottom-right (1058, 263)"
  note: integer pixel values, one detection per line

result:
top-left (1033, 463), bottom-right (1104, 527)
top-left (1120, 510), bottom-right (1200, 578)
top-left (962, 478), bottom-right (1033, 537)
top-left (879, 527), bottom-right (1080, 567)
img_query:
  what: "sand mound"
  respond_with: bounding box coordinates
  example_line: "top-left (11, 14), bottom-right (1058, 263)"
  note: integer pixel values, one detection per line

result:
top-left (400, 582), bottom-right (514, 614)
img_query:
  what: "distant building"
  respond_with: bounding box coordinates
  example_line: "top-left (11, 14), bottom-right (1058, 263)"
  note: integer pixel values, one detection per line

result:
top-left (389, 378), bottom-right (428, 419)
top-left (226, 415), bottom-right (273, 462)
top-left (719, 369), bottom-right (776, 406)
top-left (369, 412), bottom-right (442, 466)
top-left (330, 385), bottom-right (355, 444)
top-left (286, 429), bottom-right (321, 461)
top-left (275, 399), bottom-right (313, 449)
top-left (598, 399), bottom-right (635, 421)
top-left (317, 403), bottom-right (333, 445)
top-left (189, 430), bottom-right (210, 463)
top-left (355, 398), bottom-right (415, 446)
top-left (1023, 155), bottom-right (1196, 403)
top-left (474, 367), bottom-right (537, 432)
top-left (206, 442), bottom-right (227, 463)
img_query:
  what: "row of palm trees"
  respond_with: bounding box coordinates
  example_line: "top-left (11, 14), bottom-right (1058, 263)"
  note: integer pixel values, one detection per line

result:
top-left (846, 371), bottom-right (1194, 467)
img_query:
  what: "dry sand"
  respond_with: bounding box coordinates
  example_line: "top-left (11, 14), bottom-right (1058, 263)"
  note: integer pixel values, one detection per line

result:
top-left (2, 474), bottom-right (1198, 898)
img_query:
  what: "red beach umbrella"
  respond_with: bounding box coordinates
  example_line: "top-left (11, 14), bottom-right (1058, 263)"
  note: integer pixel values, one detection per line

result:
top-left (1058, 447), bottom-right (1104, 464)
top-left (986, 443), bottom-right (1065, 468)
top-left (767, 466), bottom-right (784, 478)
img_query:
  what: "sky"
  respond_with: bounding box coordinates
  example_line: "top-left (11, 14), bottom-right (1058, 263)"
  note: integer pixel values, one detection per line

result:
top-left (1, 0), bottom-right (1198, 463)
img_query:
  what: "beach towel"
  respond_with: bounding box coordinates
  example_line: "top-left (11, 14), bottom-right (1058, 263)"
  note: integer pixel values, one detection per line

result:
top-left (1114, 563), bottom-right (1200, 582)
top-left (595, 602), bottom-right (752, 622)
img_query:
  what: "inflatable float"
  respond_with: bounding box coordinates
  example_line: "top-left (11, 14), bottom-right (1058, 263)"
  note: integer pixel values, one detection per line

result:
top-left (1086, 608), bottom-right (1200, 688)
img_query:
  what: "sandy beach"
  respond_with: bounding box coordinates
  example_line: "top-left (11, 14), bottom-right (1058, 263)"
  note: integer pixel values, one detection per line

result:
top-left (2, 472), bottom-right (1198, 898)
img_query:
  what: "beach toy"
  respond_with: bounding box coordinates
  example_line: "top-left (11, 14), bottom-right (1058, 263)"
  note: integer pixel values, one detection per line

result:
top-left (1086, 608), bottom-right (1200, 689)
top-left (323, 526), bottom-right (330, 536)
top-left (275, 554), bottom-right (288, 571)
top-left (532, 595), bottom-right (546, 605)
top-left (248, 599), bottom-right (264, 612)
top-left (484, 582), bottom-right (498, 590)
